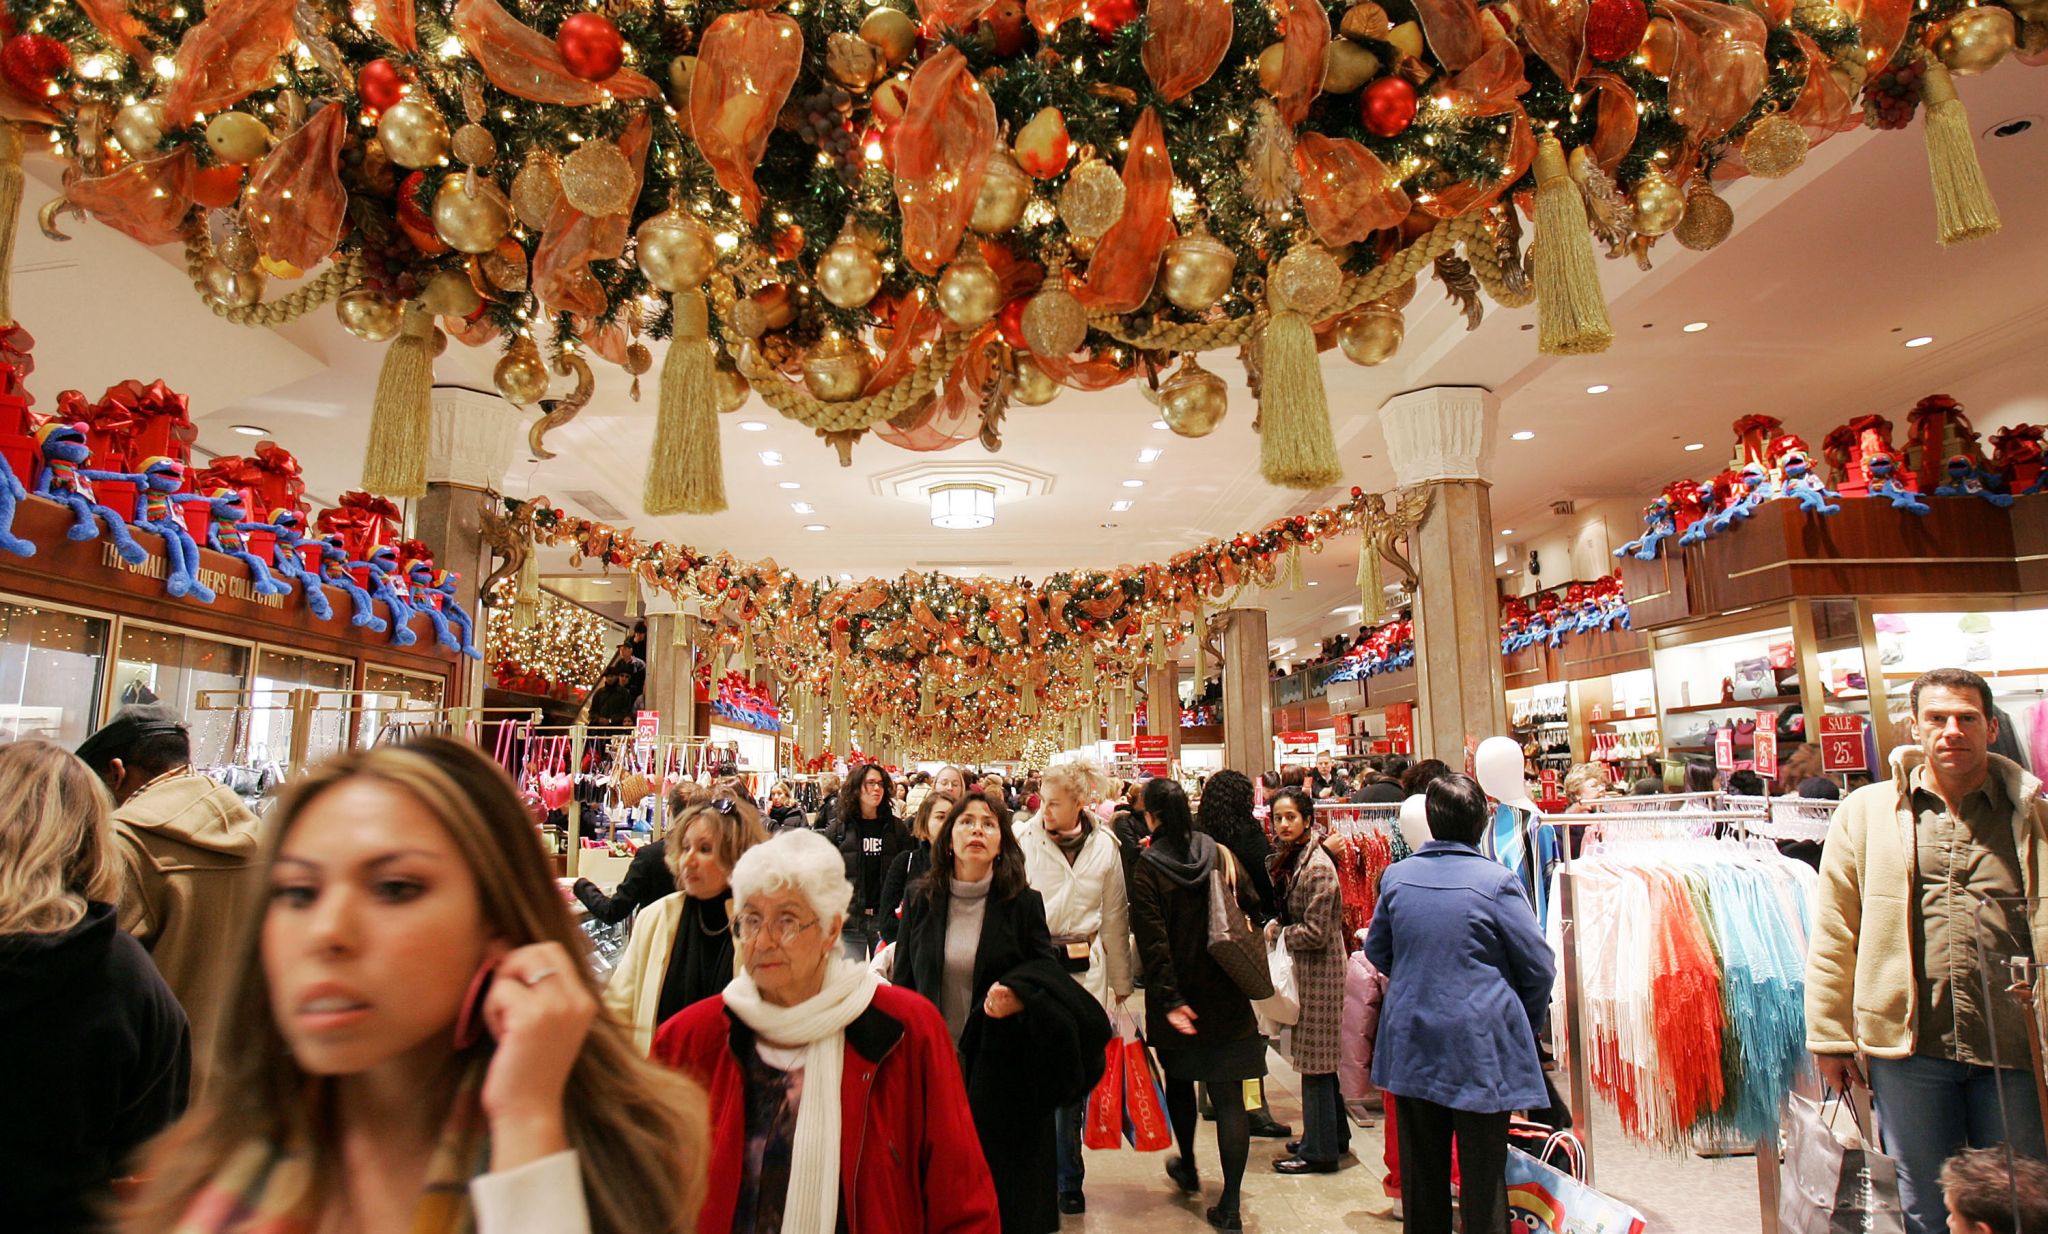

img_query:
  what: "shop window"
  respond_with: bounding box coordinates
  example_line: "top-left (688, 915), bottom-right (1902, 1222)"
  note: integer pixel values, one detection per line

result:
top-left (113, 624), bottom-right (251, 765)
top-left (0, 600), bottom-right (110, 745)
top-left (1874, 609), bottom-right (2048, 755)
top-left (251, 649), bottom-right (355, 772)
top-left (358, 666), bottom-right (446, 748)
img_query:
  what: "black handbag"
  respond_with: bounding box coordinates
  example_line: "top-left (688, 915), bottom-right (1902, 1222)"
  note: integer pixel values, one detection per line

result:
top-left (1207, 846), bottom-right (1275, 999)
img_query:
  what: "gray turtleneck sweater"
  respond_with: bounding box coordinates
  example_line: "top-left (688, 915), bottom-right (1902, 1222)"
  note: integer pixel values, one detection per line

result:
top-left (942, 874), bottom-right (993, 1043)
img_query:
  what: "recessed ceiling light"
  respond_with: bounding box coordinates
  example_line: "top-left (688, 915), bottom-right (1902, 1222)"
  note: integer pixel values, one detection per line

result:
top-left (1110, 499), bottom-right (1133, 512)
top-left (1904, 335), bottom-right (1934, 348)
top-left (803, 524), bottom-right (828, 532)
top-left (738, 420), bottom-right (769, 431)
top-left (230, 424), bottom-right (269, 437)
top-left (1510, 430), bottom-right (1536, 441)
top-left (1100, 522), bottom-right (1119, 529)
top-left (1331, 604), bottom-right (1364, 616)
top-left (1150, 420), bottom-right (1169, 431)
top-left (778, 481), bottom-right (801, 490)
top-left (1121, 479), bottom-right (1144, 488)
top-left (838, 572), bottom-right (853, 581)
top-left (1501, 528), bottom-right (1516, 536)
top-left (588, 578), bottom-right (613, 586)
top-left (791, 501), bottom-right (814, 514)
top-left (1683, 321), bottom-right (1710, 333)
top-left (1585, 384), bottom-right (1610, 395)
top-left (758, 451), bottom-right (783, 466)
top-left (1138, 447), bottom-right (1163, 464)
top-left (1307, 580), bottom-right (1320, 587)
top-left (1684, 442), bottom-right (1706, 452)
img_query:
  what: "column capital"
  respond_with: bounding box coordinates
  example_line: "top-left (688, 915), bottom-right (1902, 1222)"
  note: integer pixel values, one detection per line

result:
top-left (428, 386), bottom-right (521, 490)
top-left (1377, 385), bottom-right (1499, 487)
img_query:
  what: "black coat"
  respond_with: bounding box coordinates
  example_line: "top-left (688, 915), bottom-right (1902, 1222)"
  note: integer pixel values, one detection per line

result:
top-left (896, 884), bottom-right (1105, 1234)
top-left (1213, 824), bottom-right (1278, 925)
top-left (572, 840), bottom-right (671, 924)
top-left (766, 803), bottom-right (809, 832)
top-left (1129, 832), bottom-right (1260, 1048)
top-left (877, 842), bottom-right (931, 944)
top-left (0, 903), bottom-right (190, 1234)
top-left (837, 811), bottom-right (912, 916)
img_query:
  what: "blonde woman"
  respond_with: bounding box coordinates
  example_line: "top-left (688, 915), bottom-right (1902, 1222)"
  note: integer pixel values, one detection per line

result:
top-left (1016, 759), bottom-right (1134, 1215)
top-left (120, 738), bottom-right (708, 1234)
top-left (0, 740), bottom-right (189, 1234)
top-left (575, 781), bottom-right (714, 926)
top-left (603, 793), bottom-right (771, 1052)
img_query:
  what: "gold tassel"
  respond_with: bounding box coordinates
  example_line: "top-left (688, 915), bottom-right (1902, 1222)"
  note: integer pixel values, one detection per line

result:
top-left (1020, 667), bottom-right (1039, 715)
top-left (1191, 605), bottom-right (1207, 687)
top-left (512, 537), bottom-right (540, 630)
top-left (0, 124), bottom-right (21, 327)
top-left (644, 291), bottom-right (727, 515)
top-left (1918, 55), bottom-right (2001, 246)
top-left (829, 661), bottom-right (847, 712)
top-left (1286, 544), bottom-right (1304, 591)
top-left (919, 670), bottom-right (935, 716)
top-left (673, 612), bottom-right (692, 646)
top-left (1151, 622), bottom-right (1168, 667)
top-left (1358, 538), bottom-right (1383, 625)
top-left (1257, 250), bottom-right (1342, 490)
top-left (1531, 133), bottom-right (1614, 357)
top-left (362, 303), bottom-right (436, 497)
top-left (624, 581), bottom-right (641, 619)
top-left (1080, 651), bottom-right (1097, 693)
top-left (740, 624), bottom-right (755, 675)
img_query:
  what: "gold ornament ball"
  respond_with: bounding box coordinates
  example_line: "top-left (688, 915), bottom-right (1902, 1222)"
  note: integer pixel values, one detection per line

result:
top-left (336, 288), bottom-right (403, 341)
top-left (561, 139), bottom-right (635, 217)
top-left (432, 173), bottom-right (513, 254)
top-left (1158, 358), bottom-right (1228, 437)
top-left (714, 362), bottom-right (751, 413)
top-left (202, 260), bottom-right (265, 310)
top-left (635, 208), bottom-right (718, 292)
top-left (421, 268), bottom-right (482, 317)
top-left (816, 225), bottom-right (884, 309)
top-left (1012, 353), bottom-right (1062, 405)
top-left (512, 151), bottom-right (563, 230)
top-left (1935, 5), bottom-right (2016, 75)
top-left (452, 123), bottom-right (498, 168)
top-left (1161, 222), bottom-right (1237, 312)
top-left (1741, 113), bottom-right (1808, 179)
top-left (802, 335), bottom-right (876, 403)
top-left (970, 147), bottom-right (1033, 235)
top-left (203, 111), bottom-right (271, 164)
top-left (1631, 168), bottom-right (1686, 236)
top-left (936, 249), bottom-right (1002, 328)
top-left (1673, 179), bottom-right (1734, 251)
top-left (216, 231), bottom-right (260, 274)
top-left (112, 101), bottom-right (166, 157)
top-left (1271, 242), bottom-right (1343, 317)
top-left (1022, 279), bottom-right (1089, 358)
top-left (860, 7), bottom-right (919, 67)
top-left (1059, 159), bottom-right (1126, 240)
top-left (1337, 303), bottom-right (1404, 366)
top-left (625, 342), bottom-right (653, 378)
top-left (376, 98), bottom-right (451, 170)
top-left (494, 338), bottom-right (552, 406)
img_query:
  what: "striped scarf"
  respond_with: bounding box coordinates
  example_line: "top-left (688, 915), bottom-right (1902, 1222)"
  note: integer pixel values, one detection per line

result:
top-left (170, 1067), bottom-right (489, 1234)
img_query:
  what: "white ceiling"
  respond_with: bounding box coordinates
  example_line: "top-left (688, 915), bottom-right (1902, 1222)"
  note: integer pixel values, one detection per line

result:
top-left (16, 62), bottom-right (2047, 661)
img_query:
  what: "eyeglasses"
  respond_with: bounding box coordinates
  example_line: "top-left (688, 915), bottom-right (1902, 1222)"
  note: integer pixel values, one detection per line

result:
top-left (955, 814), bottom-right (1001, 834)
top-left (735, 912), bottom-right (820, 943)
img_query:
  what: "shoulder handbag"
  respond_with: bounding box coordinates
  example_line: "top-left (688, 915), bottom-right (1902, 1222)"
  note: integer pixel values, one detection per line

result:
top-left (1207, 845), bottom-right (1276, 1000)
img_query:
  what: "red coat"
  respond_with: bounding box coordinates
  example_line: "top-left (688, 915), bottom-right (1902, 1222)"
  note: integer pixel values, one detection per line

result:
top-left (652, 983), bottom-right (1001, 1234)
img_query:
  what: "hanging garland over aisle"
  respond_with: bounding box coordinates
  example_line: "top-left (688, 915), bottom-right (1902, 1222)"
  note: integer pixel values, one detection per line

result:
top-left (8, 0), bottom-right (2034, 508)
top-left (492, 482), bottom-right (1428, 755)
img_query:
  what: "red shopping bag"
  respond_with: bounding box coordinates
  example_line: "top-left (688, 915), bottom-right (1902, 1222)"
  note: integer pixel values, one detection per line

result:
top-left (1121, 1030), bottom-right (1172, 1152)
top-left (1084, 1038), bottom-right (1124, 1150)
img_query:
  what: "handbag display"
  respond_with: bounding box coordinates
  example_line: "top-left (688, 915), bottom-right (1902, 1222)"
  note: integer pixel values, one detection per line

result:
top-left (1504, 1144), bottom-right (1647, 1233)
top-left (1207, 845), bottom-right (1275, 1000)
top-left (1779, 1093), bottom-right (1907, 1234)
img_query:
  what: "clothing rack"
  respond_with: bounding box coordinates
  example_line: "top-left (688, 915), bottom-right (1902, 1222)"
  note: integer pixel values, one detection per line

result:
top-left (194, 687), bottom-right (416, 775)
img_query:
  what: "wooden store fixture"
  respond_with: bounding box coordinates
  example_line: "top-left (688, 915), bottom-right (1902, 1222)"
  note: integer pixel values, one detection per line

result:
top-left (0, 495), bottom-right (466, 759)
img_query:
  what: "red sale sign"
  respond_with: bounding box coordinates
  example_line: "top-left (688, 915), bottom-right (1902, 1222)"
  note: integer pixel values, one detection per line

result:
top-left (1753, 710), bottom-right (1778, 780)
top-left (1820, 714), bottom-right (1868, 773)
top-left (1134, 734), bottom-right (1171, 775)
top-left (1385, 703), bottom-right (1415, 755)
top-left (1714, 727), bottom-right (1735, 772)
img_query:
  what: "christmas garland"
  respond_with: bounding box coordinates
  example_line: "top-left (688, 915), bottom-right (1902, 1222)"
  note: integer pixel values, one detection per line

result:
top-left (9, 0), bottom-right (2034, 510)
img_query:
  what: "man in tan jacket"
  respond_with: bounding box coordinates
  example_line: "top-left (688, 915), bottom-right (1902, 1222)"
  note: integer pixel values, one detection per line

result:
top-left (1806, 667), bottom-right (2048, 1234)
top-left (77, 706), bottom-right (264, 1094)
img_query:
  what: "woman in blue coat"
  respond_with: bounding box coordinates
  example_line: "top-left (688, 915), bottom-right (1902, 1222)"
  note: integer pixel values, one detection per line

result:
top-left (1363, 773), bottom-right (1556, 1234)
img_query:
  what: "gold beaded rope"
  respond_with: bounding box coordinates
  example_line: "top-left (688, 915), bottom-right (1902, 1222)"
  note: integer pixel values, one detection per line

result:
top-left (181, 229), bottom-right (367, 326)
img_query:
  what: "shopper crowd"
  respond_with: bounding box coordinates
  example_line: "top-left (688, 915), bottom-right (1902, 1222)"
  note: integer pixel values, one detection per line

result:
top-left (6, 665), bottom-right (2048, 1234)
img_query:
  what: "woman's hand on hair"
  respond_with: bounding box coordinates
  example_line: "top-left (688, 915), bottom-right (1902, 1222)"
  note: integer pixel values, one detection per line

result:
top-left (983, 983), bottom-right (1024, 1019)
top-left (481, 942), bottom-right (594, 1172)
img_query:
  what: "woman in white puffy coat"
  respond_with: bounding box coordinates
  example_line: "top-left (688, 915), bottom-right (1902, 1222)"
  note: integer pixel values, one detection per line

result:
top-left (1016, 759), bottom-right (1134, 1216)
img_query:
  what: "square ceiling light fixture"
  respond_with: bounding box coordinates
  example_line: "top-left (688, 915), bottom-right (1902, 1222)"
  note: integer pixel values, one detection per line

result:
top-left (930, 483), bottom-right (997, 530)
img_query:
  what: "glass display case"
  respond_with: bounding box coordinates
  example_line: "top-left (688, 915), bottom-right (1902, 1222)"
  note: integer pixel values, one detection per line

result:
top-left (1871, 606), bottom-right (2048, 772)
top-left (1651, 624), bottom-right (1803, 775)
top-left (114, 622), bottom-right (252, 766)
top-left (251, 649), bottom-right (355, 772)
top-left (357, 665), bottom-right (448, 747)
top-left (0, 599), bottom-right (110, 745)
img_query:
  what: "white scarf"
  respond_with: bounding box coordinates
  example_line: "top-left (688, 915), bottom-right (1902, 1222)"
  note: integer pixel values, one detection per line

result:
top-left (722, 956), bottom-right (880, 1234)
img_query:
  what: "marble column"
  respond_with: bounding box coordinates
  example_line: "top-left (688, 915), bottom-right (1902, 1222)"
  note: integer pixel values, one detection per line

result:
top-left (1145, 661), bottom-right (1183, 765)
top-left (1379, 386), bottom-right (1506, 760)
top-left (418, 387), bottom-right (520, 708)
top-left (1220, 608), bottom-right (1273, 780)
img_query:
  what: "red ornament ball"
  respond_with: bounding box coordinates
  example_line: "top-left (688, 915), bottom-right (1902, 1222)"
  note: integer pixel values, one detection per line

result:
top-left (1360, 76), bottom-right (1418, 138)
top-left (359, 58), bottom-right (405, 112)
top-left (1586, 0), bottom-right (1649, 61)
top-left (557, 12), bottom-right (625, 82)
top-left (1086, 0), bottom-right (1140, 36)
top-left (996, 296), bottom-right (1031, 351)
top-left (1, 33), bottom-right (68, 99)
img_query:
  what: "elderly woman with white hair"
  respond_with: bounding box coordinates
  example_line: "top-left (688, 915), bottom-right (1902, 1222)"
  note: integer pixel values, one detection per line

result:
top-left (1015, 759), bottom-right (1133, 1216)
top-left (653, 829), bottom-right (1000, 1233)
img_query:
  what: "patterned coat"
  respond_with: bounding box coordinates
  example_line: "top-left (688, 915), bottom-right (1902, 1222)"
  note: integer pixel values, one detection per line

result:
top-left (1277, 844), bottom-right (1348, 1075)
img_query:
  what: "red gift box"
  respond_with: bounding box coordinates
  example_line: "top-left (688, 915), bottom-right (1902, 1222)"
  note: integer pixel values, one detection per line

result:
top-left (179, 499), bottom-right (211, 542)
top-left (315, 491), bottom-right (401, 562)
top-left (0, 323), bottom-right (36, 405)
top-left (1822, 415), bottom-right (1896, 498)
top-left (95, 479), bottom-right (140, 520)
top-left (197, 441), bottom-right (308, 521)
top-left (0, 430), bottom-right (33, 488)
top-left (1905, 395), bottom-right (1982, 493)
top-left (1990, 425), bottom-right (2046, 495)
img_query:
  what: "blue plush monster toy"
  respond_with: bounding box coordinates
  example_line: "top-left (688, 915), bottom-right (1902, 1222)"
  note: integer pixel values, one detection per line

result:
top-left (1779, 449), bottom-right (1841, 515)
top-left (1934, 453), bottom-right (2014, 508)
top-left (131, 457), bottom-right (215, 602)
top-left (0, 461), bottom-right (33, 557)
top-left (33, 422), bottom-right (146, 563)
top-left (1710, 463), bottom-right (1772, 534)
top-left (317, 535), bottom-right (387, 631)
top-left (1614, 495), bottom-right (1677, 561)
top-left (1866, 451), bottom-right (1929, 515)
top-left (203, 488), bottom-right (292, 596)
top-left (262, 510), bottom-right (332, 621)
top-left (361, 544), bottom-right (418, 646)
top-left (403, 559), bottom-right (482, 658)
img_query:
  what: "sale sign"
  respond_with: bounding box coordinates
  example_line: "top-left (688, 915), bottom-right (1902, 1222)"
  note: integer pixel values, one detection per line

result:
top-left (1753, 710), bottom-right (1778, 780)
top-left (1715, 726), bottom-right (1735, 772)
top-left (1135, 734), bottom-right (1171, 775)
top-left (1820, 714), bottom-right (1868, 773)
top-left (1385, 703), bottom-right (1415, 755)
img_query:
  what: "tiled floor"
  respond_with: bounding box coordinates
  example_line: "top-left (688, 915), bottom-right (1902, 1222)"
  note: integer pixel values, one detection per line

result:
top-left (1062, 1049), bottom-right (1769, 1233)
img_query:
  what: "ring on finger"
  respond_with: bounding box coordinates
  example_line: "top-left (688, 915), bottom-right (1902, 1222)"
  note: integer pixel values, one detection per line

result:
top-left (521, 967), bottom-right (559, 987)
